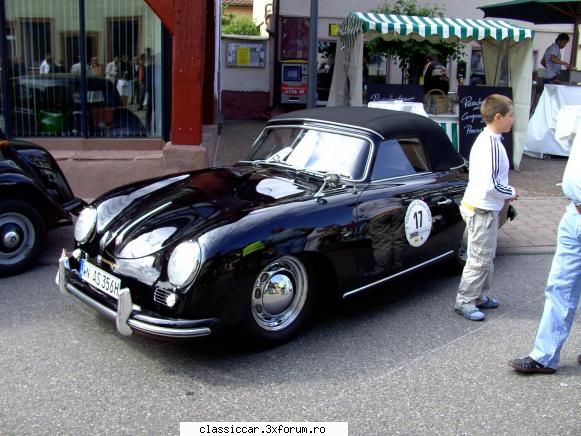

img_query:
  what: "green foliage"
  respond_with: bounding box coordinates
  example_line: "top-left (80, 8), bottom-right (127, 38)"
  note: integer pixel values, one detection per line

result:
top-left (374, 0), bottom-right (444, 17)
top-left (369, 0), bottom-right (464, 84)
top-left (221, 8), bottom-right (260, 36)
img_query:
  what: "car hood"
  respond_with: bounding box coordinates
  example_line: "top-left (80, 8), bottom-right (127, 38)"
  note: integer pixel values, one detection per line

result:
top-left (92, 165), bottom-right (318, 258)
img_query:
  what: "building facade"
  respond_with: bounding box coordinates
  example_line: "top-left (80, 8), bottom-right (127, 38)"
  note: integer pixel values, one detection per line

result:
top-left (0, 0), bottom-right (218, 197)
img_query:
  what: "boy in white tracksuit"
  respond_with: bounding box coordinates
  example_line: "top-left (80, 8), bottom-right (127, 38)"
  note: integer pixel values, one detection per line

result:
top-left (455, 94), bottom-right (518, 321)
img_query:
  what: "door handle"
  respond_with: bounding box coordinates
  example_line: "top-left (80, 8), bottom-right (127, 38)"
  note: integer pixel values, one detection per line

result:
top-left (436, 198), bottom-right (453, 206)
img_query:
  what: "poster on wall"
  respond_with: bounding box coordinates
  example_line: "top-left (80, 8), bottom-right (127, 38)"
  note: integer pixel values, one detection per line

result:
top-left (226, 42), bottom-right (266, 68)
top-left (458, 86), bottom-right (513, 167)
top-left (366, 84), bottom-right (424, 103)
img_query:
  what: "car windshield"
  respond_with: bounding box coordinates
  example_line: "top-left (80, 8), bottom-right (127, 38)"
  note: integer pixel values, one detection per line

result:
top-left (245, 127), bottom-right (371, 180)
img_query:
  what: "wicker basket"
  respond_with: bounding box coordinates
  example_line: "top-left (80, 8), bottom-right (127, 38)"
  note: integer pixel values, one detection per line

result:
top-left (424, 89), bottom-right (448, 114)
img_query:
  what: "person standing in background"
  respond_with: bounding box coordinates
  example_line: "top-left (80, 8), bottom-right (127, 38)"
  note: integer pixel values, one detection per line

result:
top-left (88, 57), bottom-right (104, 78)
top-left (541, 33), bottom-right (571, 84)
top-left (106, 56), bottom-right (119, 83)
top-left (422, 53), bottom-right (449, 94)
top-left (40, 54), bottom-right (52, 74)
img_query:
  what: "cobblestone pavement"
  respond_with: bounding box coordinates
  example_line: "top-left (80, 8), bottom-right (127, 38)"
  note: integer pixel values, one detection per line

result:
top-left (497, 154), bottom-right (568, 254)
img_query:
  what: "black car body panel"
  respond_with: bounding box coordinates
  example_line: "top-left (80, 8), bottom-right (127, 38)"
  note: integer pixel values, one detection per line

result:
top-left (58, 107), bottom-right (469, 344)
top-left (0, 139), bottom-right (84, 224)
top-left (0, 139), bottom-right (85, 276)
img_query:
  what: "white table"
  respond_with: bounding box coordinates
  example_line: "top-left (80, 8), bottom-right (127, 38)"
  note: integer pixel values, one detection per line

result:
top-left (525, 84), bottom-right (581, 157)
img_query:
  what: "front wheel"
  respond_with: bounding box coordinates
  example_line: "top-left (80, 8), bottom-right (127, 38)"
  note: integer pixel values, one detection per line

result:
top-left (245, 255), bottom-right (315, 346)
top-left (0, 200), bottom-right (46, 277)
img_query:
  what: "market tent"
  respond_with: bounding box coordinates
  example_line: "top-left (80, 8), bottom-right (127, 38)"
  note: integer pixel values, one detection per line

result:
top-left (328, 12), bottom-right (535, 169)
top-left (479, 0), bottom-right (581, 65)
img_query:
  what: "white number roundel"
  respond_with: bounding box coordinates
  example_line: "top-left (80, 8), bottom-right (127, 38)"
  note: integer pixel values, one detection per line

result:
top-left (404, 200), bottom-right (432, 247)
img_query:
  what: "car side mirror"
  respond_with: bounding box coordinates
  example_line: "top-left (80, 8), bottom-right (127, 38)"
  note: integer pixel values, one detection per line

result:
top-left (314, 173), bottom-right (342, 199)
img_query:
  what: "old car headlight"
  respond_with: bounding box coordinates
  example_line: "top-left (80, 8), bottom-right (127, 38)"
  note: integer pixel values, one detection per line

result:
top-left (167, 241), bottom-right (203, 288)
top-left (74, 207), bottom-right (97, 243)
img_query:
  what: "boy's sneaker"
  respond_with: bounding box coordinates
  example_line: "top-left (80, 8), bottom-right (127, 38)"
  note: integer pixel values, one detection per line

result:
top-left (455, 306), bottom-right (485, 321)
top-left (476, 296), bottom-right (499, 309)
top-left (508, 356), bottom-right (556, 374)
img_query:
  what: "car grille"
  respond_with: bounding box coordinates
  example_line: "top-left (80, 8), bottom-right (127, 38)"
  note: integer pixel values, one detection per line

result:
top-left (153, 288), bottom-right (172, 306)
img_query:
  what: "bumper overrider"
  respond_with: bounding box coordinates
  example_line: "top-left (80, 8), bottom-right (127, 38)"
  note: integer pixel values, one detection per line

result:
top-left (57, 249), bottom-right (216, 339)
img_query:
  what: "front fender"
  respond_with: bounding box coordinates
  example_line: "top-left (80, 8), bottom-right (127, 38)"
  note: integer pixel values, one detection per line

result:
top-left (0, 173), bottom-right (73, 227)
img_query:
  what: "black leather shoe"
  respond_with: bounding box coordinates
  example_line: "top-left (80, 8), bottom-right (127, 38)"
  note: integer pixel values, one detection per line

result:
top-left (508, 356), bottom-right (556, 374)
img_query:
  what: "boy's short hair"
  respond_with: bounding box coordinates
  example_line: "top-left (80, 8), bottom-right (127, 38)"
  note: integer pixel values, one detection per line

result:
top-left (556, 33), bottom-right (570, 42)
top-left (480, 94), bottom-right (513, 124)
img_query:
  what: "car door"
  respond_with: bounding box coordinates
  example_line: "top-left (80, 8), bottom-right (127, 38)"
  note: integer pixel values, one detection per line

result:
top-left (352, 136), bottom-right (459, 292)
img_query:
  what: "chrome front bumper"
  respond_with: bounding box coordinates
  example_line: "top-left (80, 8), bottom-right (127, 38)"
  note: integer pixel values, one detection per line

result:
top-left (57, 250), bottom-right (214, 339)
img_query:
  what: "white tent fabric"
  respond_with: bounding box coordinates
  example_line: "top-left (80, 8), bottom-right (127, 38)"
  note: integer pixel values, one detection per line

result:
top-left (328, 12), bottom-right (535, 169)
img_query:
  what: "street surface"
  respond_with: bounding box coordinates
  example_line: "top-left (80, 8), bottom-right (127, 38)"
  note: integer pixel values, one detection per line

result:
top-left (1, 253), bottom-right (580, 434)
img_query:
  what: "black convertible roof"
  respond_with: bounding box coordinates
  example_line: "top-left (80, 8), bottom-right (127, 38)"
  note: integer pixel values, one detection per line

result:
top-left (269, 106), bottom-right (464, 172)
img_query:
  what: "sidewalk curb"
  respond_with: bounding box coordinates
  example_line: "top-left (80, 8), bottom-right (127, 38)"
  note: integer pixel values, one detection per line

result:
top-left (497, 246), bottom-right (556, 256)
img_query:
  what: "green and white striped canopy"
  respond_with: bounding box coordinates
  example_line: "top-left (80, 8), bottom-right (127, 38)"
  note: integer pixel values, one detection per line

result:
top-left (339, 12), bottom-right (534, 48)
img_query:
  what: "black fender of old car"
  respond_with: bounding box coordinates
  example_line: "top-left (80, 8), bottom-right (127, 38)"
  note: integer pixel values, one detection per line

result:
top-left (0, 140), bottom-right (85, 228)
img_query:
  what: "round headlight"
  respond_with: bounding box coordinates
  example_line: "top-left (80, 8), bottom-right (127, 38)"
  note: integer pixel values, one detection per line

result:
top-left (74, 207), bottom-right (97, 244)
top-left (167, 241), bottom-right (203, 288)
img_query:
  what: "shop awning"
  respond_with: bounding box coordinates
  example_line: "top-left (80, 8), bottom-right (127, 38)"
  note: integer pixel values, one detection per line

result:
top-left (339, 12), bottom-right (534, 48)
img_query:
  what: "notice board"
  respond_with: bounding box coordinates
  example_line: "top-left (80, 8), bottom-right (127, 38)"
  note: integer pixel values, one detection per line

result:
top-left (458, 86), bottom-right (513, 167)
top-left (367, 84), bottom-right (424, 103)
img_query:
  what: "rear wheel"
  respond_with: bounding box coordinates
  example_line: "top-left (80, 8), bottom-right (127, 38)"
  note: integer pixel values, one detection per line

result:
top-left (245, 255), bottom-right (315, 346)
top-left (0, 200), bottom-right (46, 277)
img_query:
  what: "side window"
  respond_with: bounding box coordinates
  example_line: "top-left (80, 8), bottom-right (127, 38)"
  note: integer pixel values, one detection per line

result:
top-left (371, 138), bottom-right (430, 181)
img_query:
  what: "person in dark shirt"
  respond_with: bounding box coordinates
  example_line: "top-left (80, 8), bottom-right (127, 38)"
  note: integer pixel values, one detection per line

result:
top-left (423, 53), bottom-right (449, 94)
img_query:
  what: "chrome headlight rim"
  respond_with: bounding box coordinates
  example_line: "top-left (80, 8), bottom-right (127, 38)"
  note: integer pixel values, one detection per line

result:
top-left (167, 240), bottom-right (203, 289)
top-left (74, 206), bottom-right (97, 244)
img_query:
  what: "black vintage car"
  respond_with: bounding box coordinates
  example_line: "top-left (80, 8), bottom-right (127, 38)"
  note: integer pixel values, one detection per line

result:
top-left (9, 74), bottom-right (146, 137)
top-left (0, 139), bottom-right (85, 276)
top-left (57, 107), bottom-right (468, 345)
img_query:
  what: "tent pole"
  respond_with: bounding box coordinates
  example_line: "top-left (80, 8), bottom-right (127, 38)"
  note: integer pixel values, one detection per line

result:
top-left (571, 20), bottom-right (579, 67)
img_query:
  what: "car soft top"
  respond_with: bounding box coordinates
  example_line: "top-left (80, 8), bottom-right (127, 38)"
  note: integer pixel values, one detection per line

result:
top-left (268, 106), bottom-right (464, 172)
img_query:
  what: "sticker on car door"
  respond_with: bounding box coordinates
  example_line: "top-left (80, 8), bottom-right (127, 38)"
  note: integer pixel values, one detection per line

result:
top-left (404, 199), bottom-right (432, 247)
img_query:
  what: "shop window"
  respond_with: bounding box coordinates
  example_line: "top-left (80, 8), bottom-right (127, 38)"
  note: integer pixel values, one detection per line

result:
top-left (20, 18), bottom-right (52, 69)
top-left (470, 48), bottom-right (485, 86)
top-left (4, 0), bottom-right (163, 138)
top-left (317, 41), bottom-right (335, 104)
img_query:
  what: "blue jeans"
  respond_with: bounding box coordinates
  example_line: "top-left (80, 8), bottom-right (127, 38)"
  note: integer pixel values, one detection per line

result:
top-left (530, 203), bottom-right (581, 368)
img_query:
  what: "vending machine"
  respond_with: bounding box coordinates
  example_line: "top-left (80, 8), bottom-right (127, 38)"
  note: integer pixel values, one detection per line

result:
top-left (280, 62), bottom-right (308, 104)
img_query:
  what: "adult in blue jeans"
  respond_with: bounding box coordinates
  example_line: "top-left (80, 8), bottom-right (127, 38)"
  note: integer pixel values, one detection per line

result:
top-left (509, 133), bottom-right (581, 374)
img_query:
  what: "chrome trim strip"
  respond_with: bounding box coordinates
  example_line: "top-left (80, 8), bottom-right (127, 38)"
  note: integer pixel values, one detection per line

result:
top-left (265, 118), bottom-right (385, 140)
top-left (342, 251), bottom-right (454, 298)
top-left (369, 171), bottom-right (432, 183)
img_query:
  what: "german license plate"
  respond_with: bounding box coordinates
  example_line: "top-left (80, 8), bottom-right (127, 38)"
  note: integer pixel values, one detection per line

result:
top-left (80, 260), bottom-right (121, 299)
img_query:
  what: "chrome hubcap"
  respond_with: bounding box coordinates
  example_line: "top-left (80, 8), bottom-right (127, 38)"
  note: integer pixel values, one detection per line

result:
top-left (251, 256), bottom-right (308, 331)
top-left (0, 213), bottom-right (35, 265)
top-left (3, 229), bottom-right (21, 249)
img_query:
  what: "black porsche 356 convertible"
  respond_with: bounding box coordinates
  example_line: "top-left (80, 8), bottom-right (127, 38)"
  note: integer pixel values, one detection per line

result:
top-left (57, 107), bottom-right (470, 345)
